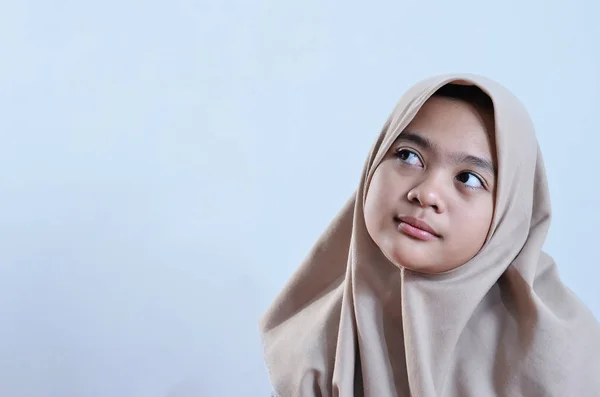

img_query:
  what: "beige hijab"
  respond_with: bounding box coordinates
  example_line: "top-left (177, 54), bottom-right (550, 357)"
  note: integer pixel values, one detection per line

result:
top-left (259, 74), bottom-right (600, 396)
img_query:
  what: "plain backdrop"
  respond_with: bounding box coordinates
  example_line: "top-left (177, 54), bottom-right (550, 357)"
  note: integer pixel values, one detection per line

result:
top-left (0, 0), bottom-right (598, 396)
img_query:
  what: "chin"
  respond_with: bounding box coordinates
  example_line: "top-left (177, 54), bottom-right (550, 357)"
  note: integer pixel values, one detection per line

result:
top-left (399, 255), bottom-right (464, 274)
top-left (398, 261), bottom-right (439, 274)
top-left (389, 251), bottom-right (438, 274)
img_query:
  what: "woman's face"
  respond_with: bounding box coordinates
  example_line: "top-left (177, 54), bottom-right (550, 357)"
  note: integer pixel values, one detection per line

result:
top-left (364, 96), bottom-right (497, 274)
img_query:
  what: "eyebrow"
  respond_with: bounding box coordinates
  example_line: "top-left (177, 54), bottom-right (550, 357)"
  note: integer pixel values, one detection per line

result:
top-left (395, 131), bottom-right (497, 176)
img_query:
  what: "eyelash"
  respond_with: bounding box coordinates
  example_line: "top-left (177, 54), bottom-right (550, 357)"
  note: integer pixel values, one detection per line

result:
top-left (458, 172), bottom-right (486, 190)
top-left (394, 148), bottom-right (487, 190)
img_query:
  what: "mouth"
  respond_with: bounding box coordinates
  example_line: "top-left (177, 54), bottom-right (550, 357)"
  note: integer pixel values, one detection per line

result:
top-left (394, 216), bottom-right (440, 241)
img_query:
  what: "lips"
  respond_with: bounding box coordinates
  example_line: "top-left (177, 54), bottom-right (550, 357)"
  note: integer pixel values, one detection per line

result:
top-left (394, 216), bottom-right (440, 240)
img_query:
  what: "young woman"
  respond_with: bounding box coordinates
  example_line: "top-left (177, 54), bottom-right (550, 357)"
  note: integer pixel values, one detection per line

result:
top-left (260, 74), bottom-right (600, 396)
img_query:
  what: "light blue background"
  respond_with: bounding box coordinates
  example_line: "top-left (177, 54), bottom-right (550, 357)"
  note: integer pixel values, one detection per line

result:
top-left (1, 0), bottom-right (598, 396)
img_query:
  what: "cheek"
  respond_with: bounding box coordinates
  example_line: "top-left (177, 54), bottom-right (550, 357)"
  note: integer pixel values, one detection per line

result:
top-left (367, 164), bottom-right (405, 202)
top-left (364, 168), bottom-right (395, 233)
top-left (367, 168), bottom-right (396, 201)
top-left (455, 199), bottom-right (494, 243)
top-left (364, 176), bottom-right (384, 231)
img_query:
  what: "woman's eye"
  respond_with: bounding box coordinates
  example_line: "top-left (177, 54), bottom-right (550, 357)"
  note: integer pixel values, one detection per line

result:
top-left (456, 172), bottom-right (484, 189)
top-left (396, 149), bottom-right (423, 167)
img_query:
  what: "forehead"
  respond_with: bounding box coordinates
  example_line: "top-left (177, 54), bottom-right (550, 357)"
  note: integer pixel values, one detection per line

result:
top-left (403, 96), bottom-right (496, 155)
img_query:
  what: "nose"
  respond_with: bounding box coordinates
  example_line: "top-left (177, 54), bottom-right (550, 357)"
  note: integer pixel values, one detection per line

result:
top-left (407, 174), bottom-right (447, 213)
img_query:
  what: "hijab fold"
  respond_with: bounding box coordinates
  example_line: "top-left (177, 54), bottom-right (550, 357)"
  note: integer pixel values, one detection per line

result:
top-left (260, 74), bottom-right (600, 397)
